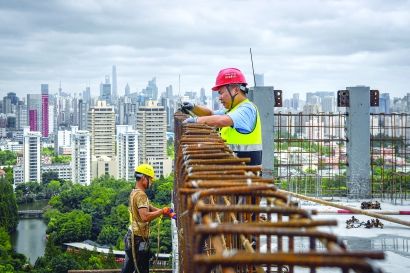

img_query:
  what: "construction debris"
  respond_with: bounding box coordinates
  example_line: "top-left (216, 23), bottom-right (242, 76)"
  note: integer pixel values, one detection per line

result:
top-left (346, 216), bottom-right (384, 229)
top-left (361, 201), bottom-right (381, 210)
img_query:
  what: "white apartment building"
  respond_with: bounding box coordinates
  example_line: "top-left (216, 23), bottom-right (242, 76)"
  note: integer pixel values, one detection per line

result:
top-left (23, 131), bottom-right (41, 183)
top-left (13, 165), bottom-right (23, 186)
top-left (42, 164), bottom-right (72, 181)
top-left (71, 130), bottom-right (91, 185)
top-left (88, 101), bottom-right (115, 158)
top-left (117, 125), bottom-right (139, 181)
top-left (91, 155), bottom-right (118, 179)
top-left (136, 100), bottom-right (172, 178)
top-left (56, 126), bottom-right (78, 155)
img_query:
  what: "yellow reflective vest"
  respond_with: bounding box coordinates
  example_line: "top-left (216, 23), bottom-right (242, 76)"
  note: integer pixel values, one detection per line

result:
top-left (220, 99), bottom-right (262, 153)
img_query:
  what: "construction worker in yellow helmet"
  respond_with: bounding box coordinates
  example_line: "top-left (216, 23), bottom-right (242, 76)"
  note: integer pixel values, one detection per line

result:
top-left (121, 163), bottom-right (175, 273)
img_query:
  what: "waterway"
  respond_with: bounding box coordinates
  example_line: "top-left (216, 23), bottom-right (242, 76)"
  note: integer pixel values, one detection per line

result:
top-left (11, 200), bottom-right (49, 264)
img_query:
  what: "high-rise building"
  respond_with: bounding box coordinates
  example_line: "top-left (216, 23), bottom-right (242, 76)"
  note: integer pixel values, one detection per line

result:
top-left (165, 85), bottom-right (173, 99)
top-left (23, 130), bottom-right (41, 183)
top-left (48, 105), bottom-right (55, 135)
top-left (16, 103), bottom-right (28, 129)
top-left (212, 91), bottom-right (222, 111)
top-left (28, 109), bottom-right (38, 131)
top-left (100, 76), bottom-right (111, 104)
top-left (112, 65), bottom-right (118, 100)
top-left (321, 96), bottom-right (335, 113)
top-left (136, 100), bottom-right (172, 178)
top-left (71, 130), bottom-right (91, 185)
top-left (78, 99), bottom-right (89, 130)
top-left (199, 88), bottom-right (206, 105)
top-left (88, 100), bottom-right (115, 158)
top-left (292, 93), bottom-right (300, 111)
top-left (379, 93), bottom-right (391, 114)
top-left (41, 84), bottom-right (49, 137)
top-left (82, 86), bottom-right (91, 103)
top-left (117, 125), bottom-right (139, 181)
top-left (125, 83), bottom-right (130, 96)
top-left (27, 94), bottom-right (42, 132)
top-left (143, 78), bottom-right (158, 100)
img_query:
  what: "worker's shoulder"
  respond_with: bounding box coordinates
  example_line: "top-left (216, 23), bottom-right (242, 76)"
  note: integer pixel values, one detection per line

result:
top-left (236, 101), bottom-right (258, 112)
top-left (131, 189), bottom-right (148, 199)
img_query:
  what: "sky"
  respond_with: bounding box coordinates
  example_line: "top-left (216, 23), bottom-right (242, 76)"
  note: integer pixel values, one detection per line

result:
top-left (0, 0), bottom-right (410, 100)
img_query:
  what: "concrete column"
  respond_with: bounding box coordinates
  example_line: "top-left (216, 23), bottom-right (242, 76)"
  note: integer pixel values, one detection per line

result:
top-left (346, 86), bottom-right (371, 198)
top-left (248, 86), bottom-right (275, 176)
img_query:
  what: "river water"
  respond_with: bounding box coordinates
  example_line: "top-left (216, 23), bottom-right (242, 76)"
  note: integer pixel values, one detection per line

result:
top-left (11, 200), bottom-right (48, 264)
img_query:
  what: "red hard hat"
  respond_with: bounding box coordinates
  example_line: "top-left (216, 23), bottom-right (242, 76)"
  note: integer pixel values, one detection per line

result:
top-left (212, 68), bottom-right (247, 91)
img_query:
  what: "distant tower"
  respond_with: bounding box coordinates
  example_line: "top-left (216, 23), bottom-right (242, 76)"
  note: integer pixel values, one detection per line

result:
top-left (88, 101), bottom-right (115, 158)
top-left (112, 65), bottom-right (118, 100)
top-left (144, 78), bottom-right (158, 100)
top-left (199, 88), bottom-right (206, 105)
top-left (16, 103), bottom-right (28, 129)
top-left (117, 125), bottom-right (139, 181)
top-left (83, 86), bottom-right (91, 103)
top-left (166, 85), bottom-right (173, 99)
top-left (23, 130), bottom-right (41, 183)
top-left (292, 93), bottom-right (300, 111)
top-left (41, 84), bottom-right (49, 137)
top-left (136, 100), bottom-right (172, 178)
top-left (321, 96), bottom-right (335, 113)
top-left (71, 130), bottom-right (91, 185)
top-left (100, 76), bottom-right (112, 104)
top-left (78, 99), bottom-right (89, 130)
top-left (125, 83), bottom-right (130, 96)
top-left (27, 94), bottom-right (42, 132)
top-left (28, 109), bottom-right (38, 131)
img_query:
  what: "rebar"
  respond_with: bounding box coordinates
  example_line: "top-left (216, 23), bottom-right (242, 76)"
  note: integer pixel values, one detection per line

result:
top-left (173, 114), bottom-right (385, 273)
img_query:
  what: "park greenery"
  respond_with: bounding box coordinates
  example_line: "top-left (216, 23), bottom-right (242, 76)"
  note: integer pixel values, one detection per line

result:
top-left (0, 150), bottom-right (18, 166)
top-left (41, 147), bottom-right (71, 164)
top-left (0, 174), bottom-right (174, 273)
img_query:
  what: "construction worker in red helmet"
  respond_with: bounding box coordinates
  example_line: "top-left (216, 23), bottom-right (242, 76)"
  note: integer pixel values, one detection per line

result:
top-left (121, 164), bottom-right (175, 273)
top-left (181, 68), bottom-right (262, 166)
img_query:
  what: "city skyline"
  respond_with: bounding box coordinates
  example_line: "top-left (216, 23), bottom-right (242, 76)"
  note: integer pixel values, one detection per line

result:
top-left (1, 1), bottom-right (410, 99)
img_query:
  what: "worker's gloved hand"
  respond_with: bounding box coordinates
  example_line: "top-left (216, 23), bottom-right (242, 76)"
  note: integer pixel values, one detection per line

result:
top-left (170, 212), bottom-right (177, 220)
top-left (183, 117), bottom-right (197, 124)
top-left (162, 207), bottom-right (172, 215)
top-left (180, 102), bottom-right (195, 115)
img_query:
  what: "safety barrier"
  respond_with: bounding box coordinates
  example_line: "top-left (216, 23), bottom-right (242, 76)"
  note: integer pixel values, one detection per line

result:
top-left (173, 113), bottom-right (384, 273)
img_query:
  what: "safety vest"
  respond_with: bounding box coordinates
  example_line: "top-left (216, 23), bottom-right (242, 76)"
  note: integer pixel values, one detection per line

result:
top-left (220, 99), bottom-right (262, 155)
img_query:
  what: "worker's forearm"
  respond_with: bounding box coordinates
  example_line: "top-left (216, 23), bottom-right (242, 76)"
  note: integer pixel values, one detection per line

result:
top-left (149, 205), bottom-right (160, 212)
top-left (193, 105), bottom-right (213, 116)
top-left (145, 209), bottom-right (163, 222)
top-left (197, 115), bottom-right (233, 127)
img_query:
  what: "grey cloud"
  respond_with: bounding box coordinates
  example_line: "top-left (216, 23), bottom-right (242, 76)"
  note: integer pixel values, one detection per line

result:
top-left (1, 0), bottom-right (410, 98)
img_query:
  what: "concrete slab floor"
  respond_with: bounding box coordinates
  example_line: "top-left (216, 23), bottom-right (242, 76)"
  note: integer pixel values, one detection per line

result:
top-left (303, 200), bottom-right (410, 273)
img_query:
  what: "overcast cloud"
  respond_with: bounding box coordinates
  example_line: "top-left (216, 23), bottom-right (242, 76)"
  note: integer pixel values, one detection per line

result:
top-left (0, 0), bottom-right (409, 99)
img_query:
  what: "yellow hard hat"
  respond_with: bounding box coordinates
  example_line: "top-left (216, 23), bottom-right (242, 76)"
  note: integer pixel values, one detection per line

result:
top-left (135, 164), bottom-right (155, 181)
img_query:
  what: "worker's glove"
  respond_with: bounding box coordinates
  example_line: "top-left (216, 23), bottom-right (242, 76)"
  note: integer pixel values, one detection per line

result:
top-left (170, 212), bottom-right (177, 220)
top-left (179, 102), bottom-right (195, 115)
top-left (183, 117), bottom-right (197, 124)
top-left (162, 207), bottom-right (177, 219)
top-left (162, 207), bottom-right (172, 215)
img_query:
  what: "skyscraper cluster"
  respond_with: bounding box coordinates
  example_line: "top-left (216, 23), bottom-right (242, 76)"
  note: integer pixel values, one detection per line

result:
top-left (1, 65), bottom-right (212, 187)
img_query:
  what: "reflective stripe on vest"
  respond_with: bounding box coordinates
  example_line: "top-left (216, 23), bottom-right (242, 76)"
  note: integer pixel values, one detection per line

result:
top-left (220, 99), bottom-right (262, 152)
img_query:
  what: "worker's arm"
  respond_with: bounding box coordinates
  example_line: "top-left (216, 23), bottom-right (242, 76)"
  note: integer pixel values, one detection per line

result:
top-left (192, 105), bottom-right (213, 116)
top-left (197, 114), bottom-right (233, 127)
top-left (138, 207), bottom-right (164, 222)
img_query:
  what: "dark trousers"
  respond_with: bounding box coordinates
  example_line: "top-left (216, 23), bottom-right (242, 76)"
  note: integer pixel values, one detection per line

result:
top-left (121, 230), bottom-right (150, 273)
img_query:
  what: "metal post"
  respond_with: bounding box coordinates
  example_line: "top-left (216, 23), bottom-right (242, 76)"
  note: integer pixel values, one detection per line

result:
top-left (346, 86), bottom-right (371, 198)
top-left (248, 86), bottom-right (275, 177)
